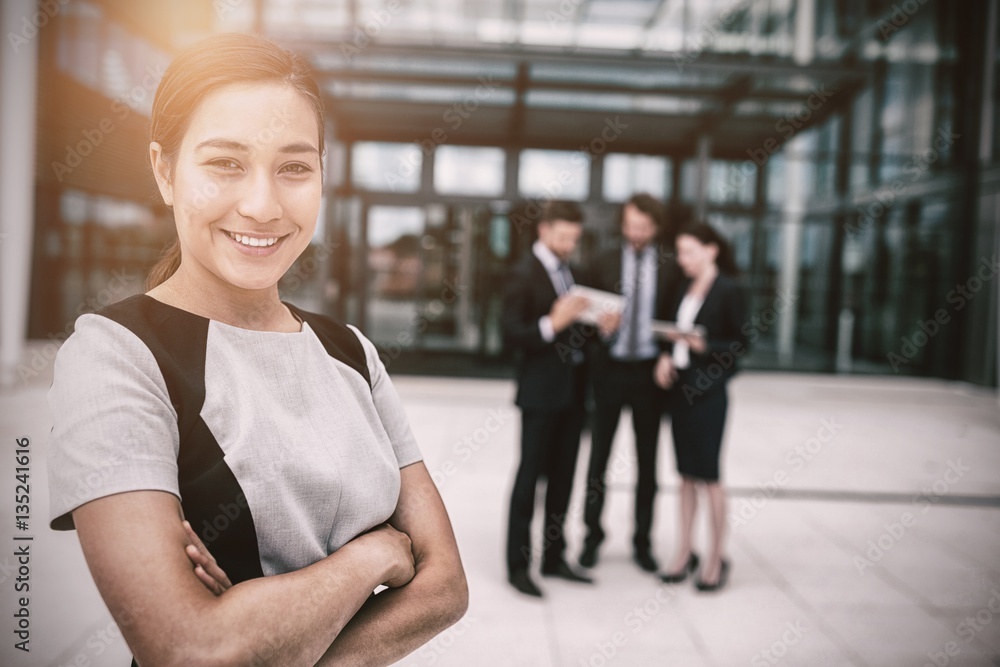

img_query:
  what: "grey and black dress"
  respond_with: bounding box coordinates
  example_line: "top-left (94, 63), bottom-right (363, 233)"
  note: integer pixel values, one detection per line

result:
top-left (47, 294), bottom-right (423, 665)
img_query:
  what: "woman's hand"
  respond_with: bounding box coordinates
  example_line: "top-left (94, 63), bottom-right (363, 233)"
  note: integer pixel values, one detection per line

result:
top-left (685, 331), bottom-right (707, 354)
top-left (361, 523), bottom-right (416, 589)
top-left (182, 520), bottom-right (232, 596)
top-left (654, 354), bottom-right (677, 389)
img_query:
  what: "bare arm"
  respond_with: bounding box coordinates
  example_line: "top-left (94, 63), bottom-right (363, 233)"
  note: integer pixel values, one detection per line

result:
top-left (315, 462), bottom-right (468, 666)
top-left (72, 490), bottom-right (414, 667)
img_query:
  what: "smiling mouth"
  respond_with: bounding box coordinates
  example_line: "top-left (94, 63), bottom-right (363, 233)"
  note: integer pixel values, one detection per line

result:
top-left (223, 231), bottom-right (287, 247)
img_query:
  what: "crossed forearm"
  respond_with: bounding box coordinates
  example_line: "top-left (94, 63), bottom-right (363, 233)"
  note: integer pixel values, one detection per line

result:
top-left (314, 561), bottom-right (466, 666)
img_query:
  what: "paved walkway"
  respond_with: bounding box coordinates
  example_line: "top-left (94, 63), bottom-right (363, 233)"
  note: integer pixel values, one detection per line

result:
top-left (2, 363), bottom-right (999, 666)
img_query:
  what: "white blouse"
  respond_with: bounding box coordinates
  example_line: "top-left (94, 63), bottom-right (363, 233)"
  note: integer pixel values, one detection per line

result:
top-left (672, 292), bottom-right (705, 369)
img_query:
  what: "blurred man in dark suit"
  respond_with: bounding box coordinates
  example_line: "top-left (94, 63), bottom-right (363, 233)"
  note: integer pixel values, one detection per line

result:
top-left (503, 200), bottom-right (595, 597)
top-left (579, 193), bottom-right (683, 572)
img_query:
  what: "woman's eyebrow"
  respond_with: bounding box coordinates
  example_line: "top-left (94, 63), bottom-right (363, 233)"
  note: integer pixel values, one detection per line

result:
top-left (279, 142), bottom-right (319, 155)
top-left (195, 138), bottom-right (250, 152)
top-left (193, 139), bottom-right (318, 155)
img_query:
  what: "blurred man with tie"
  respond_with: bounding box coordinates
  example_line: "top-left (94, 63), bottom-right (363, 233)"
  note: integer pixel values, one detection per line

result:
top-left (579, 193), bottom-right (682, 572)
top-left (503, 200), bottom-right (595, 597)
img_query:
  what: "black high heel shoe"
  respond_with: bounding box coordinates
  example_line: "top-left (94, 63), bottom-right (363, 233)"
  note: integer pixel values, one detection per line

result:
top-left (695, 559), bottom-right (730, 592)
top-left (659, 553), bottom-right (699, 584)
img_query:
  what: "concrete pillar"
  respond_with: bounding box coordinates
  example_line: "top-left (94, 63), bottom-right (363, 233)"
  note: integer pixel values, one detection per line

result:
top-left (982, 0), bottom-right (1000, 396)
top-left (0, 0), bottom-right (40, 389)
top-left (775, 0), bottom-right (816, 367)
top-left (694, 135), bottom-right (711, 220)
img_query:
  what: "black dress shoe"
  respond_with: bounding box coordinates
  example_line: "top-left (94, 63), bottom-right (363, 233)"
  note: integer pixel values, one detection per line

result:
top-left (659, 553), bottom-right (699, 584)
top-left (633, 549), bottom-right (658, 572)
top-left (695, 559), bottom-right (730, 592)
top-left (508, 569), bottom-right (543, 597)
top-left (579, 543), bottom-right (599, 569)
top-left (541, 561), bottom-right (594, 584)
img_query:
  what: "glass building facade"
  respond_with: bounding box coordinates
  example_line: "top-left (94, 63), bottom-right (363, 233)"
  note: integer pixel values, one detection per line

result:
top-left (14, 0), bottom-right (999, 386)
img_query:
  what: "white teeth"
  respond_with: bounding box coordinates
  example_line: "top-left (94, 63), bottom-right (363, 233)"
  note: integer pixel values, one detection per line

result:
top-left (227, 232), bottom-right (279, 247)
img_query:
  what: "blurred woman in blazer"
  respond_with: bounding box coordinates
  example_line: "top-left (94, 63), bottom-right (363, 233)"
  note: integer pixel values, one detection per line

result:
top-left (653, 221), bottom-right (747, 592)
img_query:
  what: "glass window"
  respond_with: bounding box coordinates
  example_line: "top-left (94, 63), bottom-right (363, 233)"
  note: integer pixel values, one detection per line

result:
top-left (365, 206), bottom-right (426, 343)
top-left (352, 142), bottom-right (422, 192)
top-left (766, 153), bottom-right (786, 207)
top-left (434, 146), bottom-right (505, 197)
top-left (72, 1), bottom-right (103, 89)
top-left (682, 159), bottom-right (756, 206)
top-left (708, 160), bottom-right (756, 206)
top-left (518, 149), bottom-right (589, 201)
top-left (61, 190), bottom-right (90, 226)
top-left (603, 154), bottom-right (670, 202)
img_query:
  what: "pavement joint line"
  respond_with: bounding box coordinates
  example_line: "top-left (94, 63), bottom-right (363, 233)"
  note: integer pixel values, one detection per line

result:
top-left (599, 484), bottom-right (1000, 508)
top-left (669, 594), bottom-right (718, 667)
top-left (733, 530), bottom-right (871, 667)
top-left (907, 527), bottom-right (1000, 580)
top-left (542, 592), bottom-right (562, 667)
top-left (797, 504), bottom-right (1000, 660)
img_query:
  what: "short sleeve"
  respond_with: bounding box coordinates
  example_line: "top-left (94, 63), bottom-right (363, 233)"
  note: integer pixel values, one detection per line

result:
top-left (346, 325), bottom-right (423, 469)
top-left (47, 314), bottom-right (181, 530)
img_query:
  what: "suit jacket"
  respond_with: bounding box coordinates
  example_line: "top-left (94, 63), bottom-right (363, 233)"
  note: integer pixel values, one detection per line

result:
top-left (581, 243), bottom-right (684, 360)
top-left (663, 272), bottom-right (749, 395)
top-left (502, 253), bottom-right (591, 410)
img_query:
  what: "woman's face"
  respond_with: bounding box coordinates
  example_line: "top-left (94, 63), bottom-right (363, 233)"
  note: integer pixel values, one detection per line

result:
top-left (151, 82), bottom-right (322, 292)
top-left (676, 234), bottom-right (718, 278)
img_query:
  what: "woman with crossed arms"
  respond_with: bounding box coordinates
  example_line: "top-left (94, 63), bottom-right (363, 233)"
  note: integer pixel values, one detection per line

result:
top-left (47, 33), bottom-right (467, 666)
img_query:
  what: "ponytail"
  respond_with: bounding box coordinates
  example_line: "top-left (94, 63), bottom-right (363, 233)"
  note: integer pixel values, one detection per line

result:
top-left (146, 238), bottom-right (182, 290)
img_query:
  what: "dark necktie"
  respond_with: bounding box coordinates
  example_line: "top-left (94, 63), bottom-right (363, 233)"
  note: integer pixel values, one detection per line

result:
top-left (555, 262), bottom-right (573, 295)
top-left (556, 262), bottom-right (583, 364)
top-left (625, 249), bottom-right (642, 358)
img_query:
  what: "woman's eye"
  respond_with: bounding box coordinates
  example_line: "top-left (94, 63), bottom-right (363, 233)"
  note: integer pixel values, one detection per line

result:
top-left (209, 159), bottom-right (241, 171)
top-left (280, 163), bottom-right (312, 175)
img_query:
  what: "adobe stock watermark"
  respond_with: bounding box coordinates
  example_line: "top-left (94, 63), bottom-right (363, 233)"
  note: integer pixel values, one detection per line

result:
top-left (853, 458), bottom-right (969, 575)
top-left (672, 0), bottom-right (752, 71)
top-left (847, 127), bottom-right (960, 240)
top-left (510, 116), bottom-right (630, 236)
top-left (17, 268), bottom-right (141, 383)
top-left (429, 407), bottom-right (513, 488)
top-left (383, 77), bottom-right (499, 191)
top-left (545, 0), bottom-right (585, 25)
top-left (280, 237), bottom-right (341, 293)
top-left (920, 588), bottom-right (1000, 667)
top-left (750, 620), bottom-right (809, 667)
top-left (579, 584), bottom-right (680, 667)
top-left (52, 602), bottom-right (144, 667)
top-left (410, 615), bottom-right (476, 665)
top-left (677, 291), bottom-right (797, 404)
top-left (887, 254), bottom-right (998, 372)
top-left (6, 0), bottom-right (68, 54)
top-left (176, 107), bottom-right (297, 213)
top-left (339, 0), bottom-right (414, 60)
top-left (877, 0), bottom-right (932, 40)
top-left (729, 417), bottom-right (844, 530)
top-left (52, 63), bottom-right (168, 182)
top-left (741, 85), bottom-right (835, 174)
top-left (378, 277), bottom-right (467, 370)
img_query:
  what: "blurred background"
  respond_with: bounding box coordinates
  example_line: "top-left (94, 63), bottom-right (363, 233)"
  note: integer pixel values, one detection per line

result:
top-left (1, 1), bottom-right (999, 666)
top-left (1, 0), bottom-right (997, 384)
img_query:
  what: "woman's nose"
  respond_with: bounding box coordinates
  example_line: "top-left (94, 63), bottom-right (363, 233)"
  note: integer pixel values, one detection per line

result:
top-left (236, 171), bottom-right (283, 224)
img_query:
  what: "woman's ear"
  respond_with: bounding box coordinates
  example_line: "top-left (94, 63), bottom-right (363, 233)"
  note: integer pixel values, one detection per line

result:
top-left (149, 142), bottom-right (173, 207)
top-left (708, 243), bottom-right (720, 263)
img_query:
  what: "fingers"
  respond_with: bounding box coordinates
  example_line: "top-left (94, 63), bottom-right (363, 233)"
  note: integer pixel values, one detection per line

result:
top-left (191, 557), bottom-right (225, 596)
top-left (182, 519), bottom-right (209, 553)
top-left (182, 520), bottom-right (233, 593)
